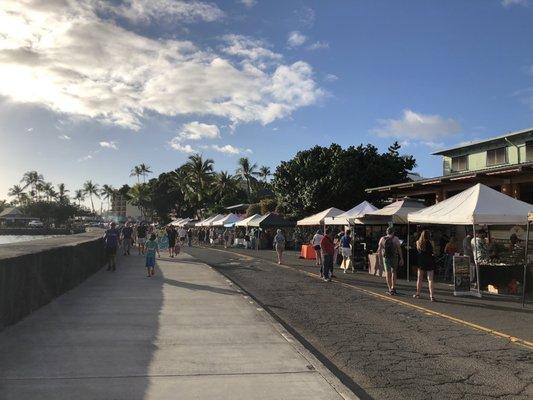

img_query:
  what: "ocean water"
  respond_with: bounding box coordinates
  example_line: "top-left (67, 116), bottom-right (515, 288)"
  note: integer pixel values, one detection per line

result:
top-left (0, 235), bottom-right (61, 245)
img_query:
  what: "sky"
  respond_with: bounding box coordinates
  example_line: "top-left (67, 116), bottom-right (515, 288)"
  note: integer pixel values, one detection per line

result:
top-left (1, 0), bottom-right (533, 208)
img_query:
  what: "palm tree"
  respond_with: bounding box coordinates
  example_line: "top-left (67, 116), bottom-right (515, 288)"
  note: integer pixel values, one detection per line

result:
top-left (73, 189), bottom-right (85, 206)
top-left (100, 184), bottom-right (116, 211)
top-left (182, 154), bottom-right (214, 214)
top-left (41, 182), bottom-right (56, 201)
top-left (130, 165), bottom-right (143, 184)
top-left (20, 170), bottom-right (44, 200)
top-left (57, 183), bottom-right (69, 203)
top-left (258, 166), bottom-right (271, 182)
top-left (8, 185), bottom-right (25, 205)
top-left (213, 171), bottom-right (238, 202)
top-left (128, 183), bottom-right (150, 219)
top-left (236, 157), bottom-right (259, 199)
top-left (139, 163), bottom-right (152, 183)
top-left (83, 180), bottom-right (100, 212)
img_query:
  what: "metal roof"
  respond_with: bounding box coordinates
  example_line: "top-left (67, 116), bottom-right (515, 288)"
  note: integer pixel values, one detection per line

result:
top-left (432, 127), bottom-right (533, 156)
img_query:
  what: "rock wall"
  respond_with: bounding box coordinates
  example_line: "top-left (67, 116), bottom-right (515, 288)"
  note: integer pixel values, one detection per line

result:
top-left (0, 232), bottom-right (105, 331)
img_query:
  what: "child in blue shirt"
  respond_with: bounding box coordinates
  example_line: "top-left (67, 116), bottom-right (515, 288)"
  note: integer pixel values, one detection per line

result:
top-left (145, 233), bottom-right (160, 277)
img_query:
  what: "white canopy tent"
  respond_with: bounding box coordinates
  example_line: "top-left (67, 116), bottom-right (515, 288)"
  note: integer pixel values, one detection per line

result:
top-left (297, 207), bottom-right (345, 226)
top-left (408, 183), bottom-right (533, 225)
top-left (207, 214), bottom-right (227, 227)
top-left (324, 201), bottom-right (377, 226)
top-left (407, 184), bottom-right (533, 296)
top-left (170, 218), bottom-right (184, 226)
top-left (235, 214), bottom-right (263, 227)
top-left (176, 218), bottom-right (192, 227)
top-left (197, 214), bottom-right (222, 227)
top-left (363, 198), bottom-right (426, 224)
top-left (211, 214), bottom-right (243, 227)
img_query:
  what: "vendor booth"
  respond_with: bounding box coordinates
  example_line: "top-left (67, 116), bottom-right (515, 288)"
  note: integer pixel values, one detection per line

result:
top-left (211, 214), bottom-right (243, 227)
top-left (248, 213), bottom-right (296, 250)
top-left (235, 214), bottom-right (262, 228)
top-left (297, 207), bottom-right (345, 226)
top-left (408, 184), bottom-right (533, 298)
top-left (323, 201), bottom-right (377, 226)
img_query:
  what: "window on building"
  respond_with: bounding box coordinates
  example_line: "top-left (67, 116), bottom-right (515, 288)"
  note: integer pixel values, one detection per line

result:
top-left (451, 155), bottom-right (468, 172)
top-left (526, 141), bottom-right (533, 162)
top-left (486, 147), bottom-right (507, 166)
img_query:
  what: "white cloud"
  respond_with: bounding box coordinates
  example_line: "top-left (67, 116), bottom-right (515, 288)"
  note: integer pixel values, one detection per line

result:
top-left (99, 141), bottom-right (118, 150)
top-left (58, 134), bottom-right (71, 140)
top-left (372, 109), bottom-right (461, 141)
top-left (175, 121), bottom-right (220, 141)
top-left (307, 41), bottom-right (329, 51)
top-left (95, 0), bottom-right (225, 23)
top-left (287, 31), bottom-right (307, 47)
top-left (501, 0), bottom-right (529, 7)
top-left (169, 139), bottom-right (195, 153)
top-left (324, 73), bottom-right (338, 82)
top-left (77, 154), bottom-right (93, 162)
top-left (239, 0), bottom-right (257, 8)
top-left (0, 1), bottom-right (323, 130)
top-left (211, 144), bottom-right (241, 154)
top-left (26, 127), bottom-right (33, 133)
top-left (295, 6), bottom-right (315, 28)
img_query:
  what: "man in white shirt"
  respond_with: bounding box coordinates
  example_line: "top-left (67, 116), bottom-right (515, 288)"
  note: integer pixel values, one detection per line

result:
top-left (311, 230), bottom-right (324, 269)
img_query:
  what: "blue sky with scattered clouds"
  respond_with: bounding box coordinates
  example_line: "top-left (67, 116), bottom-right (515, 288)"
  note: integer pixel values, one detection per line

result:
top-left (1, 0), bottom-right (533, 207)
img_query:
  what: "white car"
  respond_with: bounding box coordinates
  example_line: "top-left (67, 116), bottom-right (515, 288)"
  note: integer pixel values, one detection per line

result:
top-left (28, 220), bottom-right (44, 228)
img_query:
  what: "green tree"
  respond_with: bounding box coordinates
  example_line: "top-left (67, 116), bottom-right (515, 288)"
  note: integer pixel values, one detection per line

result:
top-left (236, 157), bottom-right (259, 200)
top-left (259, 198), bottom-right (277, 214)
top-left (258, 166), bottom-right (271, 182)
top-left (245, 203), bottom-right (261, 217)
top-left (57, 183), bottom-right (69, 203)
top-left (128, 183), bottom-right (151, 219)
top-left (8, 185), bottom-right (25, 205)
top-left (272, 142), bottom-right (416, 219)
top-left (73, 189), bottom-right (85, 206)
top-left (130, 165), bottom-right (143, 184)
top-left (20, 170), bottom-right (44, 200)
top-left (139, 163), bottom-right (152, 183)
top-left (42, 182), bottom-right (57, 202)
top-left (83, 180), bottom-right (100, 213)
top-left (183, 154), bottom-right (214, 215)
top-left (100, 184), bottom-right (116, 211)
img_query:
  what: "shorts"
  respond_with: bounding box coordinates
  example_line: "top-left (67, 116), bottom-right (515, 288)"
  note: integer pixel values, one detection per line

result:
top-left (138, 237), bottom-right (146, 245)
top-left (146, 255), bottom-right (156, 268)
top-left (275, 243), bottom-right (284, 252)
top-left (383, 257), bottom-right (398, 273)
top-left (313, 245), bottom-right (321, 251)
top-left (341, 247), bottom-right (351, 258)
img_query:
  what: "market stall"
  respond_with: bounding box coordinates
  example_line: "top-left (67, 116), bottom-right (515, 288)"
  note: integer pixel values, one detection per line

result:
top-left (297, 207), bottom-right (345, 226)
top-left (408, 184), bottom-right (533, 298)
top-left (248, 213), bottom-right (296, 250)
top-left (323, 201), bottom-right (377, 226)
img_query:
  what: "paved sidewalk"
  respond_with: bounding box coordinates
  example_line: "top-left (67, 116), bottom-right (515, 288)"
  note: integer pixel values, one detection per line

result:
top-left (0, 253), bottom-right (353, 399)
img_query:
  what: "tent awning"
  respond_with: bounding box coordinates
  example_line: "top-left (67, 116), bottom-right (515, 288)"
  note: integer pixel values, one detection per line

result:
top-left (408, 183), bottom-right (533, 225)
top-left (297, 207), bottom-right (345, 226)
top-left (248, 213), bottom-right (295, 228)
top-left (324, 201), bottom-right (377, 225)
top-left (212, 214), bottom-right (243, 227)
top-left (235, 214), bottom-right (263, 227)
top-left (364, 198), bottom-right (426, 224)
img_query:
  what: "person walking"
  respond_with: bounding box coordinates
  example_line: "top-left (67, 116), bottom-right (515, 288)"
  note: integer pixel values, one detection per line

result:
top-left (145, 233), bottom-right (160, 277)
top-left (187, 228), bottom-right (193, 247)
top-left (121, 222), bottom-right (133, 256)
top-left (413, 230), bottom-right (436, 301)
top-left (320, 229), bottom-right (335, 281)
top-left (311, 230), bottom-right (324, 269)
top-left (377, 227), bottom-right (403, 295)
top-left (136, 222), bottom-right (148, 255)
top-left (103, 222), bottom-right (120, 272)
top-left (167, 225), bottom-right (177, 257)
top-left (340, 229), bottom-right (353, 273)
top-left (273, 229), bottom-right (286, 264)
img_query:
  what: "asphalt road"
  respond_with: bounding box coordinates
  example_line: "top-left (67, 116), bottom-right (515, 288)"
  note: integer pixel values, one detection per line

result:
top-left (184, 246), bottom-right (533, 400)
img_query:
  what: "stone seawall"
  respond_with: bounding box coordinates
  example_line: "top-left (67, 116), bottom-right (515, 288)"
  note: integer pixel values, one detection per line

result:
top-left (0, 231), bottom-right (105, 331)
top-left (0, 227), bottom-right (85, 235)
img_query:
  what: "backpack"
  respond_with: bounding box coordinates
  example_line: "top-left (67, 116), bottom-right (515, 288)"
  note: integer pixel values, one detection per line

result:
top-left (384, 236), bottom-right (397, 259)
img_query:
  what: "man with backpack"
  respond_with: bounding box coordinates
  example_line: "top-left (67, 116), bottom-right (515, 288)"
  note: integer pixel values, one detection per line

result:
top-left (377, 226), bottom-right (404, 295)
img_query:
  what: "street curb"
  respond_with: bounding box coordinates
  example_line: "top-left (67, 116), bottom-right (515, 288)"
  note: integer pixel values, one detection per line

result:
top-left (184, 251), bottom-right (367, 400)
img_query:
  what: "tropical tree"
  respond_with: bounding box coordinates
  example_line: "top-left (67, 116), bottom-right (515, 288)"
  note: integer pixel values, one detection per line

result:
top-left (42, 182), bottom-right (57, 201)
top-left (236, 157), bottom-right (259, 200)
top-left (73, 189), bottom-right (85, 206)
top-left (128, 183), bottom-right (151, 219)
top-left (57, 183), bottom-right (69, 203)
top-left (258, 166), bottom-right (271, 182)
top-left (182, 154), bottom-right (214, 215)
top-left (21, 170), bottom-right (44, 200)
top-left (83, 180), bottom-right (100, 212)
top-left (139, 163), bottom-right (152, 183)
top-left (100, 184), bottom-right (116, 211)
top-left (8, 185), bottom-right (25, 205)
top-left (130, 165), bottom-right (143, 184)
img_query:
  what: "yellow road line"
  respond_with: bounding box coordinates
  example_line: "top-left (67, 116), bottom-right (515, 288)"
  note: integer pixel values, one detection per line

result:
top-left (201, 247), bottom-right (533, 351)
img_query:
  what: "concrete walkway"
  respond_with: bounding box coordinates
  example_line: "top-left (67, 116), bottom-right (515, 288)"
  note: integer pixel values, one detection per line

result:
top-left (0, 252), bottom-right (353, 399)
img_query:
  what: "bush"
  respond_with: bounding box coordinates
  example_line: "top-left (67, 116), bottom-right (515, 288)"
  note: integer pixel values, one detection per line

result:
top-left (246, 203), bottom-right (261, 217)
top-left (259, 198), bottom-right (277, 214)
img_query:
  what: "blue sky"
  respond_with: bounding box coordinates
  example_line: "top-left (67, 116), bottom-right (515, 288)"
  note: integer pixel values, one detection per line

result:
top-left (1, 0), bottom-right (533, 207)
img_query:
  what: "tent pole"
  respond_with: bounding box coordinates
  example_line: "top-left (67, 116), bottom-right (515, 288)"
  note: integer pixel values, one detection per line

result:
top-left (407, 222), bottom-right (410, 282)
top-left (472, 223), bottom-right (481, 297)
top-left (522, 221), bottom-right (530, 308)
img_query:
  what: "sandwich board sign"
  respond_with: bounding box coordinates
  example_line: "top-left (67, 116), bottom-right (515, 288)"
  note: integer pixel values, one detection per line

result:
top-left (453, 255), bottom-right (477, 297)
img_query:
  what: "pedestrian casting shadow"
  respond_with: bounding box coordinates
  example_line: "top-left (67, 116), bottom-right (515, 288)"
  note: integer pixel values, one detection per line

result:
top-left (0, 253), bottom-right (164, 400)
top-left (163, 277), bottom-right (238, 296)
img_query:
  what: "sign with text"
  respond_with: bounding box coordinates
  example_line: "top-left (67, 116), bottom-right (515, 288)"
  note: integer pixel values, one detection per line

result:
top-left (453, 256), bottom-right (472, 296)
